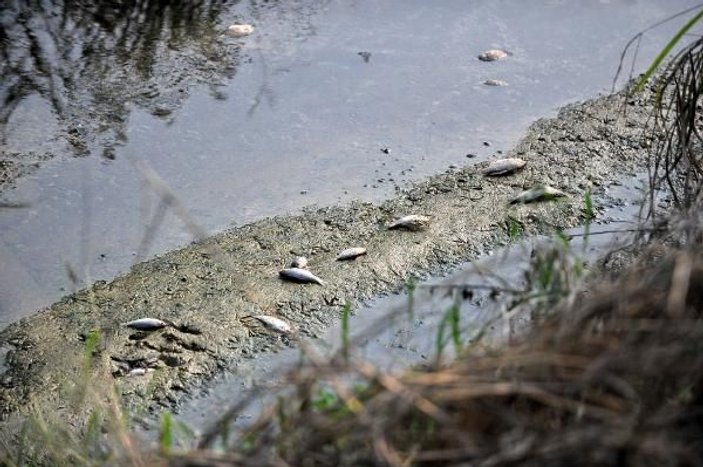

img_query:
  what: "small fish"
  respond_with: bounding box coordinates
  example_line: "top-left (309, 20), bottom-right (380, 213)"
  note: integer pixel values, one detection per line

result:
top-left (483, 158), bottom-right (527, 176)
top-left (123, 318), bottom-right (170, 331)
top-left (387, 215), bottom-right (431, 231)
top-left (484, 79), bottom-right (508, 86)
top-left (279, 267), bottom-right (325, 285)
top-left (253, 315), bottom-right (293, 334)
top-left (290, 256), bottom-right (308, 269)
top-left (226, 24), bottom-right (254, 37)
top-left (510, 185), bottom-right (567, 204)
top-left (478, 49), bottom-right (509, 62)
top-left (127, 368), bottom-right (152, 377)
top-left (336, 247), bottom-right (368, 261)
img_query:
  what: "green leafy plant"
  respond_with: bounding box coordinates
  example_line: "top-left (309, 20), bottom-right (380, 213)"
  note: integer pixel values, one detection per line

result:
top-left (160, 412), bottom-right (173, 456)
top-left (583, 188), bottom-right (595, 220)
top-left (434, 295), bottom-right (463, 364)
top-left (341, 302), bottom-right (351, 363)
top-left (635, 8), bottom-right (703, 92)
top-left (505, 215), bottom-right (524, 242)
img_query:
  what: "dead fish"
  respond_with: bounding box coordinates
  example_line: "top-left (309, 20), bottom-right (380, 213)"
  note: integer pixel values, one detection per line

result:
top-left (478, 49), bottom-right (509, 62)
top-left (226, 24), bottom-right (254, 37)
top-left (483, 158), bottom-right (527, 176)
top-left (123, 318), bottom-right (170, 331)
top-left (387, 215), bottom-right (431, 231)
top-left (127, 368), bottom-right (152, 377)
top-left (510, 185), bottom-right (567, 204)
top-left (290, 256), bottom-right (308, 269)
top-left (253, 315), bottom-right (293, 334)
top-left (279, 267), bottom-right (325, 285)
top-left (336, 247), bottom-right (368, 261)
top-left (484, 79), bottom-right (508, 86)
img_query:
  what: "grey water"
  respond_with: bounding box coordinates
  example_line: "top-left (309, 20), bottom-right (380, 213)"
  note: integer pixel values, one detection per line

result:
top-left (0, 0), bottom-right (697, 326)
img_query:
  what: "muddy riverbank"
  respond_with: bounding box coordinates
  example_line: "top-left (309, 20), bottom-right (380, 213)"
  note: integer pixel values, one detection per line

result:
top-left (0, 87), bottom-right (656, 434)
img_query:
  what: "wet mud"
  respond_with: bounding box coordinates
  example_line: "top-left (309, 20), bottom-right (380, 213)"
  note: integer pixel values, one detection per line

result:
top-left (0, 88), bottom-right (656, 432)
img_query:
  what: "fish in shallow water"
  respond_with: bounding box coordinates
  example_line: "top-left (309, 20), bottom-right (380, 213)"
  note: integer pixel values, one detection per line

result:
top-left (387, 215), bottom-right (431, 231)
top-left (290, 256), bottom-right (308, 269)
top-left (484, 79), bottom-right (508, 86)
top-left (279, 267), bottom-right (325, 285)
top-left (510, 185), bottom-right (567, 204)
top-left (253, 315), bottom-right (293, 334)
top-left (478, 49), bottom-right (509, 62)
top-left (123, 318), bottom-right (170, 330)
top-left (226, 24), bottom-right (254, 37)
top-left (483, 158), bottom-right (527, 176)
top-left (336, 247), bottom-right (368, 261)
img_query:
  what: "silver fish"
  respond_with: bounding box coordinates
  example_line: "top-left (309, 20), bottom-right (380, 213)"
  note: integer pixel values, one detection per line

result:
top-left (510, 185), bottom-right (567, 204)
top-left (226, 24), bottom-right (254, 37)
top-left (253, 315), bottom-right (293, 334)
top-left (483, 158), bottom-right (527, 176)
top-left (127, 368), bottom-right (152, 377)
top-left (279, 267), bottom-right (325, 285)
top-left (290, 256), bottom-right (308, 269)
top-left (123, 318), bottom-right (170, 330)
top-left (478, 49), bottom-right (508, 62)
top-left (387, 215), bottom-right (431, 231)
top-left (484, 79), bottom-right (508, 86)
top-left (336, 247), bottom-right (368, 261)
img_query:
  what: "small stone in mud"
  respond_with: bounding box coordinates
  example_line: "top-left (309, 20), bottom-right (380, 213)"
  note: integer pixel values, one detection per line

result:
top-left (253, 315), bottom-right (293, 334)
top-left (152, 104), bottom-right (173, 117)
top-left (336, 247), bottom-right (368, 261)
top-left (381, 147), bottom-right (391, 154)
top-left (466, 153), bottom-right (477, 158)
top-left (483, 141), bottom-right (491, 147)
top-left (290, 256), bottom-right (308, 269)
top-left (161, 354), bottom-right (187, 367)
top-left (510, 185), bottom-right (567, 204)
top-left (279, 267), bottom-right (325, 285)
top-left (387, 215), bottom-right (431, 231)
top-left (174, 322), bottom-right (203, 335)
top-left (123, 318), bottom-right (170, 331)
top-left (484, 79), bottom-right (508, 86)
top-left (226, 24), bottom-right (254, 37)
top-left (478, 49), bottom-right (509, 62)
top-left (483, 158), bottom-right (527, 176)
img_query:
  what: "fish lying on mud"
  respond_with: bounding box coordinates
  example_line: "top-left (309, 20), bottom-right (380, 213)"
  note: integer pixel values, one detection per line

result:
top-left (122, 318), bottom-right (171, 330)
top-left (510, 185), bottom-right (567, 204)
top-left (252, 315), bottom-right (294, 334)
top-left (336, 247), bottom-right (368, 261)
top-left (279, 267), bottom-right (325, 285)
top-left (483, 158), bottom-right (527, 176)
top-left (387, 215), bottom-right (431, 231)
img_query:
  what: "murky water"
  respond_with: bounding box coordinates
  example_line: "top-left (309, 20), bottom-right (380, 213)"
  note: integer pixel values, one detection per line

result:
top-left (0, 0), bottom-right (698, 326)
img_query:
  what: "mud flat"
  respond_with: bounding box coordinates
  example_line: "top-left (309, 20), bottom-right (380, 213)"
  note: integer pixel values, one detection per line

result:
top-left (0, 88), bottom-right (656, 432)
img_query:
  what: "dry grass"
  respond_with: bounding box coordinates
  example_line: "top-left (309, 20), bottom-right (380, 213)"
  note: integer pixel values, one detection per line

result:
top-left (170, 234), bottom-right (703, 466)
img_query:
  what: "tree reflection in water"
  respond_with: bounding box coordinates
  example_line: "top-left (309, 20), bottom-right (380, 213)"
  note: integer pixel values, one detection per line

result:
top-left (0, 0), bottom-right (235, 158)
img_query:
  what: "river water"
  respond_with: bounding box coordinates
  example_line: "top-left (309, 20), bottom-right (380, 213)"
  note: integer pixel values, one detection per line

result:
top-left (0, 0), bottom-right (698, 327)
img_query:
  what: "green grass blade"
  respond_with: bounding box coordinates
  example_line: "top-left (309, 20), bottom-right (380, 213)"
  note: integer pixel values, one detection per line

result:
top-left (160, 412), bottom-right (173, 456)
top-left (341, 302), bottom-right (351, 363)
top-left (636, 8), bottom-right (703, 92)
